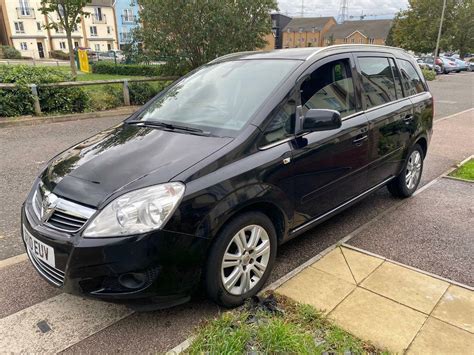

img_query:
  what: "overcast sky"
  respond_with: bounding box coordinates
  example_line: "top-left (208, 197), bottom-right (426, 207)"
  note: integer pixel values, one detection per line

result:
top-left (277, 0), bottom-right (409, 19)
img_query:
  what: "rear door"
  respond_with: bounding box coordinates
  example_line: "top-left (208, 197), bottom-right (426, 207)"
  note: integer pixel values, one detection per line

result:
top-left (289, 54), bottom-right (370, 227)
top-left (354, 53), bottom-right (414, 187)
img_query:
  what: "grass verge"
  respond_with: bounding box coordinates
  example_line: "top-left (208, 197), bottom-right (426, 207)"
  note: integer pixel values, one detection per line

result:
top-left (186, 293), bottom-right (388, 354)
top-left (449, 159), bottom-right (474, 181)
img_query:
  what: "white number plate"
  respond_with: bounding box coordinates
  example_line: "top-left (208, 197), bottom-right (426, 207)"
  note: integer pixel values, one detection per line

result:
top-left (23, 225), bottom-right (56, 268)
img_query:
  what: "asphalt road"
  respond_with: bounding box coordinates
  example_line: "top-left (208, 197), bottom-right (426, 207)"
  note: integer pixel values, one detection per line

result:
top-left (0, 72), bottom-right (472, 352)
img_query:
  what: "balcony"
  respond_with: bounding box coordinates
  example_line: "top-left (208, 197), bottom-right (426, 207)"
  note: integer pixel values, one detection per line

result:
top-left (16, 7), bottom-right (35, 19)
top-left (92, 14), bottom-right (107, 24)
top-left (121, 15), bottom-right (137, 24)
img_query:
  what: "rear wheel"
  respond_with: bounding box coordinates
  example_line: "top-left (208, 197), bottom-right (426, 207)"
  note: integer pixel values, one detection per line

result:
top-left (205, 212), bottom-right (277, 307)
top-left (387, 144), bottom-right (424, 198)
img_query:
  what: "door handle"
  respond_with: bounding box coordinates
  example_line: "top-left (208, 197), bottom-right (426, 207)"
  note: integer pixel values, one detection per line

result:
top-left (353, 135), bottom-right (368, 145)
top-left (404, 114), bottom-right (414, 121)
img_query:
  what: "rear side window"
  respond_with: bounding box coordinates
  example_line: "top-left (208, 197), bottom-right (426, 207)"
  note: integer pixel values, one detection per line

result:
top-left (389, 58), bottom-right (404, 99)
top-left (300, 59), bottom-right (356, 118)
top-left (398, 59), bottom-right (426, 96)
top-left (358, 57), bottom-right (397, 109)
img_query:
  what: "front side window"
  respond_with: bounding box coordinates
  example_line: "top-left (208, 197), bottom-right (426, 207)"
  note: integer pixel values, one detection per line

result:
top-left (261, 99), bottom-right (295, 145)
top-left (358, 57), bottom-right (397, 109)
top-left (398, 59), bottom-right (425, 96)
top-left (300, 59), bottom-right (356, 118)
top-left (138, 60), bottom-right (300, 137)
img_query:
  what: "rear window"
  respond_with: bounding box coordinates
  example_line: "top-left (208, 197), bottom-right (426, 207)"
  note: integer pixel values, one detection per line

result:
top-left (398, 59), bottom-right (426, 96)
top-left (358, 57), bottom-right (397, 109)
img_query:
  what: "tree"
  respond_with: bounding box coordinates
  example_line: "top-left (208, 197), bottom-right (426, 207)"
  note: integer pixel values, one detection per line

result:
top-left (40, 1), bottom-right (91, 78)
top-left (388, 0), bottom-right (473, 56)
top-left (138, 0), bottom-right (278, 74)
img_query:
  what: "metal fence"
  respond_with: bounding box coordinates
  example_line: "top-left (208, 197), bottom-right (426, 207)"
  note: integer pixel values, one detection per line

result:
top-left (0, 76), bottom-right (178, 116)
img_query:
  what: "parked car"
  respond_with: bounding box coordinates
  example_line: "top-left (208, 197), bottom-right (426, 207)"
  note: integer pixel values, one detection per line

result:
top-left (98, 50), bottom-right (125, 62)
top-left (439, 57), bottom-right (458, 74)
top-left (417, 57), bottom-right (442, 74)
top-left (445, 57), bottom-right (468, 72)
top-left (21, 45), bottom-right (433, 309)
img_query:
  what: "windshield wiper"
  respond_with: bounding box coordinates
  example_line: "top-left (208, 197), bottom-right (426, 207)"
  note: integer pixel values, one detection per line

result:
top-left (127, 120), bottom-right (211, 135)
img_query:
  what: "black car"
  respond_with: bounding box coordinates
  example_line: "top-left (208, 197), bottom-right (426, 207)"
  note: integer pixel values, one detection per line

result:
top-left (22, 45), bottom-right (433, 309)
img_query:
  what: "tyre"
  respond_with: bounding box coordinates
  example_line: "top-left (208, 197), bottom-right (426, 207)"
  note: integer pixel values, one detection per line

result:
top-left (387, 144), bottom-right (424, 198)
top-left (204, 212), bottom-right (277, 307)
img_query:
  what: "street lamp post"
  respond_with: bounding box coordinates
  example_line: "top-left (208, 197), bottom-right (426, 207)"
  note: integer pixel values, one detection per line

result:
top-left (433, 0), bottom-right (447, 73)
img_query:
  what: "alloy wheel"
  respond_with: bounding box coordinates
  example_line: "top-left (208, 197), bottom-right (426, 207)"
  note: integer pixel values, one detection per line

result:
top-left (221, 225), bottom-right (271, 296)
top-left (405, 150), bottom-right (422, 190)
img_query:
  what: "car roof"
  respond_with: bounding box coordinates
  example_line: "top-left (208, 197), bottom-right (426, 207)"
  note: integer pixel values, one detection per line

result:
top-left (211, 45), bottom-right (411, 63)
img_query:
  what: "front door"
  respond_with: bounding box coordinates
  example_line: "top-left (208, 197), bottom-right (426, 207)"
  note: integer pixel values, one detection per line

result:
top-left (290, 54), bottom-right (369, 228)
top-left (37, 42), bottom-right (44, 58)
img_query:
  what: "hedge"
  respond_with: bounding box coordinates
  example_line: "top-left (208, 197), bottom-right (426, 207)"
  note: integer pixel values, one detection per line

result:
top-left (0, 45), bottom-right (21, 59)
top-left (50, 50), bottom-right (70, 61)
top-left (92, 61), bottom-right (163, 76)
top-left (421, 68), bottom-right (436, 81)
top-left (0, 65), bottom-right (89, 117)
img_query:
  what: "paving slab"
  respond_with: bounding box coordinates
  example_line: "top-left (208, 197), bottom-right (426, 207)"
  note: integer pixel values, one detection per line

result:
top-left (407, 317), bottom-right (474, 355)
top-left (360, 261), bottom-right (449, 314)
top-left (340, 246), bottom-right (384, 283)
top-left (277, 266), bottom-right (355, 314)
top-left (310, 247), bottom-right (355, 283)
top-left (348, 178), bottom-right (474, 286)
top-left (431, 285), bottom-right (474, 333)
top-left (329, 287), bottom-right (427, 353)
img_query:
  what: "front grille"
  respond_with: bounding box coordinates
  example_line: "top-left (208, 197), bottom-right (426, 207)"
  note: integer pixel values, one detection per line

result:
top-left (47, 210), bottom-right (88, 232)
top-left (31, 183), bottom-right (95, 233)
top-left (26, 247), bottom-right (65, 286)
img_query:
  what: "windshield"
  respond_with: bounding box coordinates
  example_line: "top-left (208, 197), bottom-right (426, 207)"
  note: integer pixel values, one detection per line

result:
top-left (136, 59), bottom-right (300, 136)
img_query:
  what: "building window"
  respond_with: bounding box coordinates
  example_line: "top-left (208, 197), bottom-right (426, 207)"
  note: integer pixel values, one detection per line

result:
top-left (107, 26), bottom-right (111, 34)
top-left (122, 8), bottom-right (134, 22)
top-left (369, 38), bottom-right (375, 44)
top-left (351, 38), bottom-right (355, 43)
top-left (55, 26), bottom-right (64, 34)
top-left (94, 44), bottom-right (101, 52)
top-left (20, 42), bottom-right (28, 50)
top-left (36, 21), bottom-right (42, 31)
top-left (59, 42), bottom-right (66, 49)
top-left (18, 0), bottom-right (32, 17)
top-left (90, 26), bottom-right (98, 36)
top-left (343, 38), bottom-right (347, 43)
top-left (14, 22), bottom-right (25, 33)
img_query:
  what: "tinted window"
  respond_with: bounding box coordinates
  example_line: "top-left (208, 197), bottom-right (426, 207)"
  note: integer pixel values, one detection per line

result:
top-left (300, 59), bottom-right (356, 118)
top-left (262, 99), bottom-right (295, 145)
top-left (138, 60), bottom-right (300, 136)
top-left (389, 58), bottom-right (404, 99)
top-left (398, 59), bottom-right (425, 96)
top-left (358, 57), bottom-right (397, 109)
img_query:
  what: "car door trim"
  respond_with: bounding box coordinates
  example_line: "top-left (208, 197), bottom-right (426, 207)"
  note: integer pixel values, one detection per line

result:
top-left (290, 176), bottom-right (394, 234)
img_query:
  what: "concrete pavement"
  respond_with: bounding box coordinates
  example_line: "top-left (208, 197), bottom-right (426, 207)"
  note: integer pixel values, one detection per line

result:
top-left (277, 245), bottom-right (473, 354)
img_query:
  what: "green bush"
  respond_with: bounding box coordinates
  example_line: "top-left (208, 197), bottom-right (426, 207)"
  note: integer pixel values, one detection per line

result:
top-left (86, 85), bottom-right (123, 111)
top-left (421, 68), bottom-right (436, 81)
top-left (129, 82), bottom-right (163, 105)
top-left (0, 65), bottom-right (89, 117)
top-left (92, 61), bottom-right (163, 76)
top-left (0, 45), bottom-right (22, 59)
top-left (50, 50), bottom-right (70, 61)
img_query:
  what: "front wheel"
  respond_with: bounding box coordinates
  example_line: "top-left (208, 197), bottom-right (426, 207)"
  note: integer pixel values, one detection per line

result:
top-left (204, 212), bottom-right (277, 307)
top-left (387, 144), bottom-right (424, 198)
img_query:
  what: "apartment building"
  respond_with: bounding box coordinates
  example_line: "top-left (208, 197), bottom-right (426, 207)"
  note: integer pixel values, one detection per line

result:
top-left (82, 0), bottom-right (118, 52)
top-left (323, 19), bottom-right (393, 46)
top-left (113, 0), bottom-right (140, 50)
top-left (282, 17), bottom-right (336, 48)
top-left (0, 0), bottom-right (49, 58)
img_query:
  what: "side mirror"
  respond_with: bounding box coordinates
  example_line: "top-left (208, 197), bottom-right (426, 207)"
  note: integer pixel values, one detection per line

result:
top-left (299, 109), bottom-right (342, 133)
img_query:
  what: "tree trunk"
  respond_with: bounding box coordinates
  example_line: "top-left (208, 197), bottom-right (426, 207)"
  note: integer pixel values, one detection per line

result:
top-left (66, 30), bottom-right (77, 79)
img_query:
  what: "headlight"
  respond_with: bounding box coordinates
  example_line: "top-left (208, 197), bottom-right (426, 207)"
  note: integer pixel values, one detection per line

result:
top-left (83, 182), bottom-right (185, 237)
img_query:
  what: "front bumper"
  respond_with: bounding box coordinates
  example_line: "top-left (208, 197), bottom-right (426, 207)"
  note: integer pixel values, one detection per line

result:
top-left (21, 204), bottom-right (210, 306)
